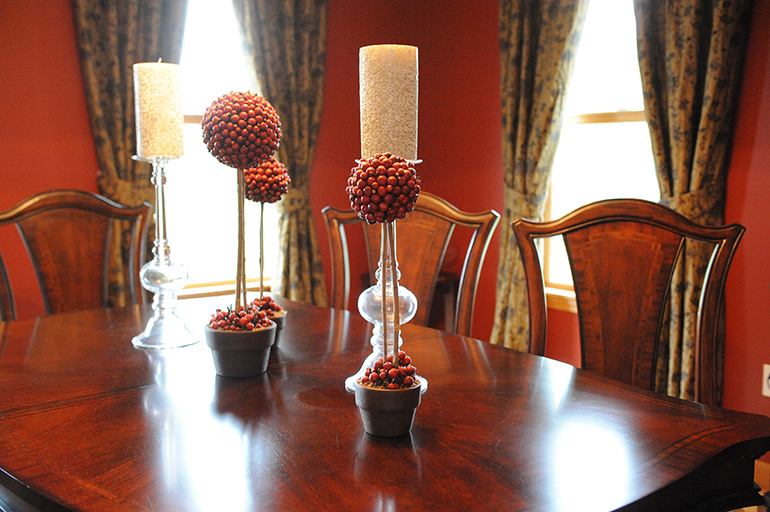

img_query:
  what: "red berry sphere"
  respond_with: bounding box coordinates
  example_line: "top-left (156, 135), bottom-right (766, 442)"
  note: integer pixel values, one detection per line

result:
top-left (208, 304), bottom-right (272, 332)
top-left (244, 158), bottom-right (291, 204)
top-left (201, 91), bottom-right (281, 170)
top-left (346, 153), bottom-right (420, 225)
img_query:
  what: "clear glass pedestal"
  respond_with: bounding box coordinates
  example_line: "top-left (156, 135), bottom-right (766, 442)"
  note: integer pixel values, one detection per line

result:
top-left (132, 156), bottom-right (198, 349)
top-left (345, 221), bottom-right (427, 392)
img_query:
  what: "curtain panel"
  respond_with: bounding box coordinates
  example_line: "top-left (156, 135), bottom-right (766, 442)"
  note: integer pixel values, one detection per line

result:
top-left (233, 0), bottom-right (329, 307)
top-left (634, 0), bottom-right (753, 405)
top-left (73, 0), bottom-right (188, 306)
top-left (491, 0), bottom-right (589, 351)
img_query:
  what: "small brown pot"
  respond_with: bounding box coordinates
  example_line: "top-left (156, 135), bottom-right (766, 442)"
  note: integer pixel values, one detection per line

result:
top-left (269, 310), bottom-right (287, 344)
top-left (204, 323), bottom-right (276, 378)
top-left (354, 380), bottom-right (423, 437)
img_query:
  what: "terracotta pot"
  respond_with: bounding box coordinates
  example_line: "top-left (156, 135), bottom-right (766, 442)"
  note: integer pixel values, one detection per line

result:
top-left (269, 310), bottom-right (287, 344)
top-left (204, 323), bottom-right (276, 378)
top-left (354, 380), bottom-right (423, 437)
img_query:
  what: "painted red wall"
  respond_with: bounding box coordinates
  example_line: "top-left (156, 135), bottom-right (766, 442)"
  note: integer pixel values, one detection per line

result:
top-left (1, 0), bottom-right (769, 420)
top-left (0, 0), bottom-right (99, 318)
top-left (723, 1), bottom-right (770, 418)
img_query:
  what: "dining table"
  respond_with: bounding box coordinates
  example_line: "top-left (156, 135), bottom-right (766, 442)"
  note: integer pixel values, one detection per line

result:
top-left (1, 296), bottom-right (769, 512)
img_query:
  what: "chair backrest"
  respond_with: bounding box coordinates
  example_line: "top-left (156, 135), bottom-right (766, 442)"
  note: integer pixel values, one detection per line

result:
top-left (0, 253), bottom-right (13, 322)
top-left (0, 190), bottom-right (151, 320)
top-left (513, 198), bottom-right (744, 405)
top-left (322, 192), bottom-right (500, 336)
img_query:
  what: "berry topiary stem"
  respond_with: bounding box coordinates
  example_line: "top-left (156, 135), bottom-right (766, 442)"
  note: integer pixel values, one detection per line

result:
top-left (236, 168), bottom-right (247, 310)
top-left (260, 201), bottom-right (265, 299)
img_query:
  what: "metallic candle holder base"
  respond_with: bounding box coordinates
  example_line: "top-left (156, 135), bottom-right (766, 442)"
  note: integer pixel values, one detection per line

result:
top-left (132, 155), bottom-right (198, 349)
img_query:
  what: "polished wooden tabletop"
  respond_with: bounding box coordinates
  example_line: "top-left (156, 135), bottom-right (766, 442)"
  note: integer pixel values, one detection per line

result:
top-left (1, 297), bottom-right (769, 512)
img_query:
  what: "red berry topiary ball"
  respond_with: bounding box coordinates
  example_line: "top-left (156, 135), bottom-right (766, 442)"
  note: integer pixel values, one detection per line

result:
top-left (346, 152), bottom-right (420, 225)
top-left (201, 91), bottom-right (281, 170)
top-left (244, 157), bottom-right (291, 204)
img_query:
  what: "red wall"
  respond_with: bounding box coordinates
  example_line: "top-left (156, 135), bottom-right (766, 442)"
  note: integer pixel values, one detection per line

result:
top-left (723, 2), bottom-right (770, 418)
top-left (1, 0), bottom-right (769, 419)
top-left (0, 0), bottom-right (99, 318)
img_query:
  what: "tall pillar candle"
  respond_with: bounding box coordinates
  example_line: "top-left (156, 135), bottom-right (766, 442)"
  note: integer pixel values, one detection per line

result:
top-left (133, 61), bottom-right (184, 158)
top-left (359, 45), bottom-right (418, 161)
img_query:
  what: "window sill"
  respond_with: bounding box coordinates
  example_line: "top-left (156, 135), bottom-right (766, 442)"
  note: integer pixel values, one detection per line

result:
top-left (546, 287), bottom-right (577, 314)
top-left (178, 279), bottom-right (272, 300)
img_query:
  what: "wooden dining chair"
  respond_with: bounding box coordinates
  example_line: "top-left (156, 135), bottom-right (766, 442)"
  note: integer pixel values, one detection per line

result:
top-left (322, 192), bottom-right (500, 336)
top-left (513, 198), bottom-right (745, 406)
top-left (0, 190), bottom-right (152, 321)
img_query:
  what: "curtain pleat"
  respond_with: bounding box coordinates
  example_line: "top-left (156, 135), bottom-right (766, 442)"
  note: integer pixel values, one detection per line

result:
top-left (634, 0), bottom-right (753, 404)
top-left (233, 0), bottom-right (329, 306)
top-left (491, 0), bottom-right (589, 351)
top-left (72, 0), bottom-right (188, 306)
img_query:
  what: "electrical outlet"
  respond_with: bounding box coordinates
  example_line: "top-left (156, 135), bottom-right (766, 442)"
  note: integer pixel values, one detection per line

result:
top-left (763, 364), bottom-right (770, 397)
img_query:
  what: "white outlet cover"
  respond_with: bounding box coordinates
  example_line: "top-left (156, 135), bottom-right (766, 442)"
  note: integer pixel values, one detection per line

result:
top-left (763, 364), bottom-right (770, 397)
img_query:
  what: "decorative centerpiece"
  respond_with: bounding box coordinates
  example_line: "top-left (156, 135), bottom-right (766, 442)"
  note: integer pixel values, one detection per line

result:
top-left (244, 157), bottom-right (290, 343)
top-left (131, 60), bottom-right (199, 349)
top-left (345, 43), bottom-right (428, 437)
top-left (200, 90), bottom-right (284, 377)
top-left (355, 349), bottom-right (422, 437)
top-left (345, 45), bottom-right (427, 397)
top-left (206, 304), bottom-right (275, 377)
top-left (348, 153), bottom-right (425, 436)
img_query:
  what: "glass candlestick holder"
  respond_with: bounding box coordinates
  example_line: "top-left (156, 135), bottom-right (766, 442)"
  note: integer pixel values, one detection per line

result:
top-left (132, 155), bottom-right (198, 349)
top-left (345, 221), bottom-right (427, 392)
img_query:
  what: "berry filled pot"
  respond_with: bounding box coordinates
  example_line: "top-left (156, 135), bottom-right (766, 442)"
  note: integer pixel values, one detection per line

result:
top-left (199, 90), bottom-right (288, 374)
top-left (270, 310), bottom-right (287, 341)
top-left (354, 351), bottom-right (423, 437)
top-left (205, 306), bottom-right (276, 378)
top-left (355, 379), bottom-right (422, 437)
top-left (205, 323), bottom-right (276, 378)
top-left (252, 295), bottom-right (287, 345)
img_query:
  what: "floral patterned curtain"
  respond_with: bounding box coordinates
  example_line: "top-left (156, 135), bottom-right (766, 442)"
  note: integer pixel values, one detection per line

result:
top-left (491, 0), bottom-right (589, 351)
top-left (634, 0), bottom-right (753, 405)
top-left (232, 0), bottom-right (329, 307)
top-left (73, 0), bottom-right (188, 305)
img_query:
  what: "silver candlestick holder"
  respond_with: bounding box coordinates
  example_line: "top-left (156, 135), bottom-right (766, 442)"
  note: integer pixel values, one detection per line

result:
top-left (132, 155), bottom-right (198, 349)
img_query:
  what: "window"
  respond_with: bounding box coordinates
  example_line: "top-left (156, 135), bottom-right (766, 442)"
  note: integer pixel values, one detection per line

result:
top-left (165, 0), bottom-right (279, 298)
top-left (545, 0), bottom-right (659, 304)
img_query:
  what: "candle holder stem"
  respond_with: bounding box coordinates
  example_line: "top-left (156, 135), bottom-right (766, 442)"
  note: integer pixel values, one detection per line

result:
top-left (132, 156), bottom-right (198, 349)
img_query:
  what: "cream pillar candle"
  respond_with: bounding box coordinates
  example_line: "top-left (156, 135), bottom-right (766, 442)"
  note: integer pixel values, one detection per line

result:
top-left (133, 61), bottom-right (184, 158)
top-left (359, 45), bottom-right (418, 161)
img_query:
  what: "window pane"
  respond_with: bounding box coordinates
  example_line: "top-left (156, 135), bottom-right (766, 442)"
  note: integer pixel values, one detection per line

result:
top-left (165, 127), bottom-right (279, 286)
top-left (550, 122), bottom-right (659, 219)
top-left (164, 0), bottom-right (277, 289)
top-left (564, 0), bottom-right (643, 115)
top-left (180, 0), bottom-right (257, 113)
